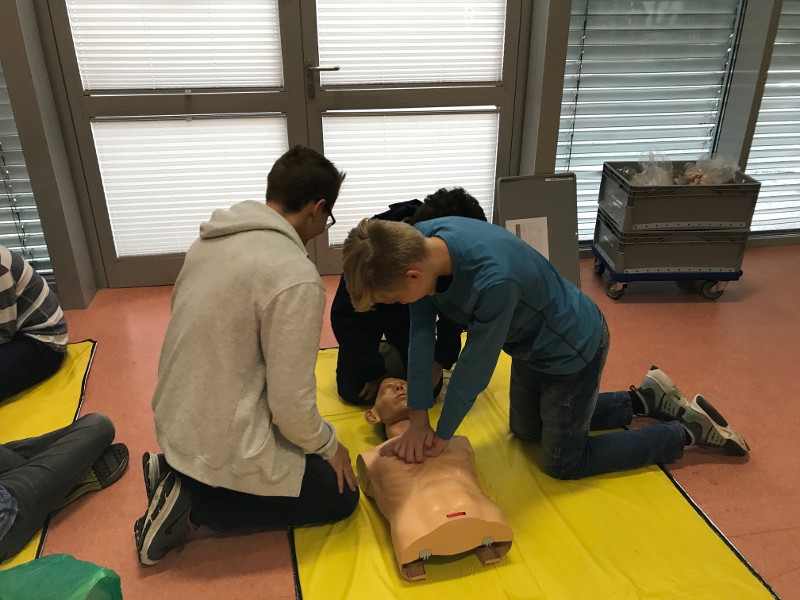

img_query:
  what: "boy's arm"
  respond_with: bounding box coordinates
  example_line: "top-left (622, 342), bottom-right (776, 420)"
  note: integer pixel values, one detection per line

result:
top-left (262, 283), bottom-right (338, 459)
top-left (0, 258), bottom-right (18, 343)
top-left (435, 282), bottom-right (520, 440)
top-left (406, 298), bottom-right (439, 410)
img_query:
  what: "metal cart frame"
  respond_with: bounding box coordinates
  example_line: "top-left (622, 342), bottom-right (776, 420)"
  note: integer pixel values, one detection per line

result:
top-left (590, 242), bottom-right (742, 300)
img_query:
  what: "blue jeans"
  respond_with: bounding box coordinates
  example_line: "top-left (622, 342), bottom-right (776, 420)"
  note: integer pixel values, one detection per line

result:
top-left (509, 316), bottom-right (685, 480)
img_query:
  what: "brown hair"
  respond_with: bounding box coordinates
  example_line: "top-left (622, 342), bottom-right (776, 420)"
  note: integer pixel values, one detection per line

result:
top-left (266, 145), bottom-right (346, 213)
top-left (342, 219), bottom-right (427, 312)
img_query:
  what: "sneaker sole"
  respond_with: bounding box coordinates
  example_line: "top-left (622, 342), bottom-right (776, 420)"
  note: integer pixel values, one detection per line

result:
top-left (96, 443), bottom-right (129, 488)
top-left (142, 452), bottom-right (159, 501)
top-left (136, 474), bottom-right (191, 566)
top-left (142, 452), bottom-right (165, 501)
top-left (693, 395), bottom-right (750, 456)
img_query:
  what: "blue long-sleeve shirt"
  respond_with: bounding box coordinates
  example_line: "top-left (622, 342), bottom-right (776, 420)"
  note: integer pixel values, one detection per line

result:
top-left (408, 217), bottom-right (602, 440)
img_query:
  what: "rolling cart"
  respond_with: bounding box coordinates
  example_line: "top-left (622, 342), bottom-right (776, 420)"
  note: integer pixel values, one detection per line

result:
top-left (591, 243), bottom-right (742, 300)
top-left (591, 162), bottom-right (759, 300)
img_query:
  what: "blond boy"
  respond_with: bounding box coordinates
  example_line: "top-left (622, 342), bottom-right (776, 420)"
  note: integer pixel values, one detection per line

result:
top-left (342, 217), bottom-right (749, 478)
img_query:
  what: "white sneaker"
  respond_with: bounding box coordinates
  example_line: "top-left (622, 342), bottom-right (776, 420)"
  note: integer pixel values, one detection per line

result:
top-left (632, 365), bottom-right (690, 420)
top-left (681, 394), bottom-right (750, 456)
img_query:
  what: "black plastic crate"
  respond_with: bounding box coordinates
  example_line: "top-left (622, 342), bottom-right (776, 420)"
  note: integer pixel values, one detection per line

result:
top-left (593, 209), bottom-right (748, 275)
top-left (599, 161), bottom-right (760, 232)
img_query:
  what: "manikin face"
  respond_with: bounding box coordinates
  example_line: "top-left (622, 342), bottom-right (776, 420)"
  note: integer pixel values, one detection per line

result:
top-left (373, 378), bottom-right (410, 425)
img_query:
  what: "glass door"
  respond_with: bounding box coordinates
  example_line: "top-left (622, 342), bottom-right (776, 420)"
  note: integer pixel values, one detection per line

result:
top-left (49, 0), bottom-right (521, 284)
top-left (303, 0), bottom-right (522, 273)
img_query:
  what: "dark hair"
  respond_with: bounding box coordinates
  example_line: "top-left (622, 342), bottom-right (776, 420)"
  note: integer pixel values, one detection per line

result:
top-left (407, 187), bottom-right (487, 224)
top-left (266, 145), bottom-right (346, 213)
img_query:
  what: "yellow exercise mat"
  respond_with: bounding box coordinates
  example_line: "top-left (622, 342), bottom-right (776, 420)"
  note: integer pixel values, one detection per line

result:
top-left (0, 340), bottom-right (96, 571)
top-left (295, 348), bottom-right (777, 599)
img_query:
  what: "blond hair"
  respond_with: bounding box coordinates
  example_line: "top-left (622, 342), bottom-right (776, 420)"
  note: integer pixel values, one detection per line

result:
top-left (342, 219), bottom-right (427, 312)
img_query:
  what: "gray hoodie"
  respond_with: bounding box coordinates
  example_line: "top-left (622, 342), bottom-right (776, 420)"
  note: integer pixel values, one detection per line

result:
top-left (152, 200), bottom-right (338, 497)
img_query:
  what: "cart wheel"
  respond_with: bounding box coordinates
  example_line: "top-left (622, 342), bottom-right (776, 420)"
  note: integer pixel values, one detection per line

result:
top-left (593, 258), bottom-right (605, 275)
top-left (605, 279), bottom-right (626, 300)
top-left (701, 280), bottom-right (724, 300)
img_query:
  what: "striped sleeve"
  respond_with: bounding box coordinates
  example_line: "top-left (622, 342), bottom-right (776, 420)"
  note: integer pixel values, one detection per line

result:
top-left (0, 245), bottom-right (68, 350)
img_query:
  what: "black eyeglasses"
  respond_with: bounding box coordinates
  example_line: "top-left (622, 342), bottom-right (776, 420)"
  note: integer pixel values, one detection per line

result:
top-left (325, 210), bottom-right (336, 231)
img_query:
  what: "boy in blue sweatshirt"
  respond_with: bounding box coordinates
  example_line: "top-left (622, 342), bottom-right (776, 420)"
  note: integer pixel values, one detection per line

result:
top-left (342, 217), bottom-right (749, 479)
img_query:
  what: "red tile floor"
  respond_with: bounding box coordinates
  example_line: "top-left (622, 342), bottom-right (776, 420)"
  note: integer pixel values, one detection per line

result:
top-left (44, 245), bottom-right (799, 599)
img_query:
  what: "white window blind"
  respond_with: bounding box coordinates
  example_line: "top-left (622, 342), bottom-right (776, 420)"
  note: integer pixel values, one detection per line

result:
top-left (322, 110), bottom-right (499, 244)
top-left (0, 62), bottom-right (53, 281)
top-left (91, 116), bottom-right (288, 257)
top-left (557, 0), bottom-right (741, 240)
top-left (65, 0), bottom-right (283, 90)
top-left (746, 0), bottom-right (800, 233)
top-left (316, 0), bottom-right (506, 86)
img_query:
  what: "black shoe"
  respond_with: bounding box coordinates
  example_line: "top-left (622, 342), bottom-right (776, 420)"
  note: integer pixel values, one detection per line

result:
top-left (59, 443), bottom-right (129, 509)
top-left (135, 471), bottom-right (193, 566)
top-left (142, 451), bottom-right (170, 502)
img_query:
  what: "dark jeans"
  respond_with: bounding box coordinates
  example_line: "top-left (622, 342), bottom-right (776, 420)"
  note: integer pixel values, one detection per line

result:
top-left (0, 414), bottom-right (115, 561)
top-left (0, 334), bottom-right (66, 401)
top-left (336, 301), bottom-right (412, 407)
top-left (178, 454), bottom-right (359, 531)
top-left (509, 316), bottom-right (685, 480)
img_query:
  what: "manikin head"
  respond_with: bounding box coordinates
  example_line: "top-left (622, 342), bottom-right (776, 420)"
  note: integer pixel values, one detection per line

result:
top-left (364, 378), bottom-right (410, 436)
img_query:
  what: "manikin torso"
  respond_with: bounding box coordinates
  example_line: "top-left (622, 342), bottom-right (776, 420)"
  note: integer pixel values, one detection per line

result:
top-left (356, 379), bottom-right (512, 581)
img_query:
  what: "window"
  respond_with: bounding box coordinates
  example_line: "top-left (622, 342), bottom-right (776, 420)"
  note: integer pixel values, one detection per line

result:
top-left (91, 117), bottom-right (288, 256)
top-left (323, 110), bottom-right (499, 243)
top-left (51, 0), bottom-right (519, 283)
top-left (0, 62), bottom-right (53, 281)
top-left (66, 0), bottom-right (283, 90)
top-left (746, 0), bottom-right (800, 233)
top-left (557, 0), bottom-right (741, 240)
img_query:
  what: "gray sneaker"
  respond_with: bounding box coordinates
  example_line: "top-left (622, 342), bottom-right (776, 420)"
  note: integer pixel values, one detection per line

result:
top-left (681, 394), bottom-right (750, 456)
top-left (135, 471), bottom-right (193, 566)
top-left (632, 365), bottom-right (690, 420)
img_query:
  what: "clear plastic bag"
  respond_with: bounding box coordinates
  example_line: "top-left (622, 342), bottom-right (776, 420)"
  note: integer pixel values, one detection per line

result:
top-left (676, 155), bottom-right (740, 185)
top-left (629, 152), bottom-right (673, 186)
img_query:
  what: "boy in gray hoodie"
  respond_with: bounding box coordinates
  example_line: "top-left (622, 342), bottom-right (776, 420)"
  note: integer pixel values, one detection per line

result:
top-left (135, 146), bottom-right (358, 566)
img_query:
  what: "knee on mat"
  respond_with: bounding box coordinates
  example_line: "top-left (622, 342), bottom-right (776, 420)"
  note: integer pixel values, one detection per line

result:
top-left (335, 372), bottom-right (372, 407)
top-left (337, 386), bottom-right (373, 407)
top-left (542, 456), bottom-right (584, 481)
top-left (510, 425), bottom-right (542, 443)
top-left (330, 486), bottom-right (360, 522)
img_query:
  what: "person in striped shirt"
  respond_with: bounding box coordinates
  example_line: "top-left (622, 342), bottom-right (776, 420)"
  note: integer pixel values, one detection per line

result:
top-left (0, 244), bottom-right (68, 400)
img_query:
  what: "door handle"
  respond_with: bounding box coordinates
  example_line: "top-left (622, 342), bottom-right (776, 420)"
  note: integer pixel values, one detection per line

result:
top-left (305, 63), bottom-right (340, 99)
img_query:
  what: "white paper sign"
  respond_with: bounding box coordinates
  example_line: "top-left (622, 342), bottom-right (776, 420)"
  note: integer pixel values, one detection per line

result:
top-left (505, 217), bottom-right (549, 259)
